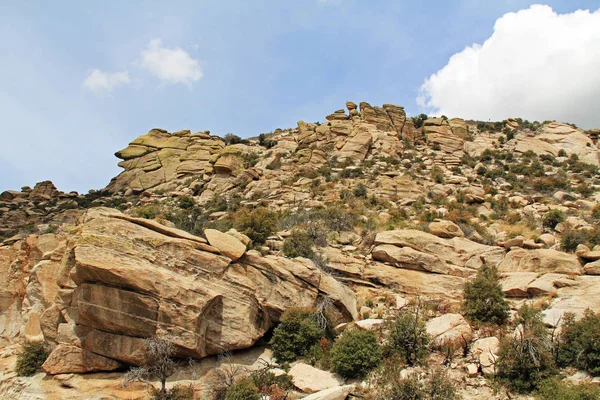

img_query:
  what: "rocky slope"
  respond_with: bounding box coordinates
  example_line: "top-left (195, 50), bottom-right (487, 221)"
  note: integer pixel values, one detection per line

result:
top-left (2, 101), bottom-right (600, 398)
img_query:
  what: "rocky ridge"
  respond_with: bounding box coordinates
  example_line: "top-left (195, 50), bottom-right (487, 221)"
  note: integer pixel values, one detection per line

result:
top-left (2, 102), bottom-right (600, 398)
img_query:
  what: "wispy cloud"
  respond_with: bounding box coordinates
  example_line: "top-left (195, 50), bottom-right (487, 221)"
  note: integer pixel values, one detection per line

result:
top-left (83, 69), bottom-right (130, 94)
top-left (140, 39), bottom-right (203, 85)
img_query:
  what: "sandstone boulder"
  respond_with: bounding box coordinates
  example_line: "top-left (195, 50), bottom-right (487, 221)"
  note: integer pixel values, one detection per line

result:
top-left (32, 208), bottom-right (356, 374)
top-left (426, 313), bottom-right (472, 346)
top-left (204, 229), bottom-right (247, 261)
top-left (42, 345), bottom-right (122, 374)
top-left (302, 385), bottom-right (354, 400)
top-left (289, 363), bottom-right (343, 393)
top-left (498, 249), bottom-right (582, 275)
top-left (429, 220), bottom-right (464, 238)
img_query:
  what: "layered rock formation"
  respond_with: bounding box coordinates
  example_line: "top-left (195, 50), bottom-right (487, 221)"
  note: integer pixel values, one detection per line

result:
top-left (1, 208), bottom-right (356, 374)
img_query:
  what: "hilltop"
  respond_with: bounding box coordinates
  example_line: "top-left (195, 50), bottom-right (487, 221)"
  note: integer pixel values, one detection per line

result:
top-left (1, 102), bottom-right (600, 399)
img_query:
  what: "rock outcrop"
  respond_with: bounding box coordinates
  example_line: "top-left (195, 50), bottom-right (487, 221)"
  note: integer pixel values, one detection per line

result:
top-left (1, 208), bottom-right (356, 374)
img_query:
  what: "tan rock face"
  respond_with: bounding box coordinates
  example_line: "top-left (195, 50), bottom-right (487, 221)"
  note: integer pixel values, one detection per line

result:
top-left (42, 345), bottom-right (122, 374)
top-left (429, 220), bottom-right (464, 238)
top-left (424, 118), bottom-right (465, 155)
top-left (204, 229), bottom-right (246, 261)
top-left (288, 363), bottom-right (343, 393)
top-left (426, 313), bottom-right (472, 346)
top-left (107, 129), bottom-right (224, 193)
top-left (512, 122), bottom-right (600, 166)
top-left (498, 248), bottom-right (583, 275)
top-left (5, 208), bottom-right (356, 374)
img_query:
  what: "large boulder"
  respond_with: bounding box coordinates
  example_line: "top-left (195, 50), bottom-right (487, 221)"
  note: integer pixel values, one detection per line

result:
top-left (426, 313), bottom-right (472, 346)
top-left (14, 208), bottom-right (356, 374)
top-left (204, 229), bottom-right (247, 261)
top-left (512, 122), bottom-right (600, 166)
top-left (302, 385), bottom-right (354, 400)
top-left (498, 248), bottom-right (583, 275)
top-left (288, 363), bottom-right (343, 393)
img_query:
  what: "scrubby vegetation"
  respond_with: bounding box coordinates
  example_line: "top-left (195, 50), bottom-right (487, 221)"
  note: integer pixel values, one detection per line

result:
top-left (462, 265), bottom-right (509, 326)
top-left (270, 308), bottom-right (330, 363)
top-left (15, 340), bottom-right (49, 376)
top-left (496, 305), bottom-right (557, 392)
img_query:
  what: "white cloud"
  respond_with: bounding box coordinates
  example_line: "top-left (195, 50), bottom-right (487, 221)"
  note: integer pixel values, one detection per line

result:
top-left (82, 69), bottom-right (130, 94)
top-left (418, 5), bottom-right (600, 129)
top-left (140, 39), bottom-right (203, 84)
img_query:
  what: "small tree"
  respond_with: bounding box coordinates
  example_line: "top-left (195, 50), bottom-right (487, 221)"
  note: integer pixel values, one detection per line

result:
top-left (282, 230), bottom-right (314, 258)
top-left (542, 209), bottom-right (565, 230)
top-left (558, 310), bottom-right (600, 375)
top-left (386, 302), bottom-right (431, 366)
top-left (234, 207), bottom-right (278, 244)
top-left (270, 308), bottom-right (326, 363)
top-left (330, 330), bottom-right (382, 379)
top-left (123, 338), bottom-right (179, 400)
top-left (496, 305), bottom-right (556, 393)
top-left (15, 340), bottom-right (49, 376)
top-left (462, 264), bottom-right (509, 325)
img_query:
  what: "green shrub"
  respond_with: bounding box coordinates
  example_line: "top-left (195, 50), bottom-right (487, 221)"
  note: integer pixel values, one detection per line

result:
top-left (330, 330), bottom-right (382, 379)
top-left (353, 183), bottom-right (368, 198)
top-left (497, 305), bottom-right (556, 392)
top-left (543, 209), bottom-right (565, 230)
top-left (534, 377), bottom-right (600, 400)
top-left (16, 340), bottom-right (49, 376)
top-left (558, 149), bottom-right (567, 157)
top-left (558, 310), bottom-right (600, 375)
top-left (375, 366), bottom-right (458, 400)
top-left (386, 309), bottom-right (431, 366)
top-left (283, 230), bottom-right (314, 258)
top-left (250, 368), bottom-right (294, 395)
top-left (462, 265), bottom-right (509, 325)
top-left (223, 133), bottom-right (244, 145)
top-left (431, 166), bottom-right (445, 184)
top-left (225, 378), bottom-right (260, 400)
top-left (561, 229), bottom-right (588, 252)
top-left (150, 384), bottom-right (195, 400)
top-left (234, 208), bottom-right (278, 244)
top-left (177, 196), bottom-right (195, 210)
top-left (270, 308), bottom-right (326, 363)
top-left (133, 204), bottom-right (162, 219)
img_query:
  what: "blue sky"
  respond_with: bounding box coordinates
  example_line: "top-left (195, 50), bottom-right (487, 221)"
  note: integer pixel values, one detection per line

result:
top-left (1, 1), bottom-right (599, 193)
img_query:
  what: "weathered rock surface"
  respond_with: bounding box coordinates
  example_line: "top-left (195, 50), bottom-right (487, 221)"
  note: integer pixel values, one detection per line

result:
top-left (288, 363), bottom-right (343, 393)
top-left (498, 248), bottom-right (583, 275)
top-left (302, 385), bottom-right (354, 400)
top-left (1, 208), bottom-right (356, 374)
top-left (426, 313), bottom-right (472, 346)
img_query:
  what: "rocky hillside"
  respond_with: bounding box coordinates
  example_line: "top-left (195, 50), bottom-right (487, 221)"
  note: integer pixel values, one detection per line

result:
top-left (1, 102), bottom-right (600, 399)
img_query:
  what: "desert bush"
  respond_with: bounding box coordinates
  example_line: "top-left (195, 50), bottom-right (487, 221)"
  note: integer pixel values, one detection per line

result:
top-left (462, 264), bottom-right (509, 325)
top-left (270, 308), bottom-right (327, 363)
top-left (558, 310), bottom-right (600, 375)
top-left (15, 340), bottom-right (49, 376)
top-left (561, 229), bottom-right (588, 252)
top-left (330, 330), bottom-right (382, 379)
top-left (250, 367), bottom-right (294, 396)
top-left (374, 366), bottom-right (458, 400)
top-left (431, 166), bottom-right (445, 184)
top-left (353, 183), bottom-right (368, 198)
top-left (225, 378), bottom-right (260, 400)
top-left (223, 133), bottom-right (244, 145)
top-left (234, 208), bottom-right (278, 244)
top-left (386, 307), bottom-right (431, 366)
top-left (534, 377), bottom-right (600, 400)
top-left (150, 384), bottom-right (195, 400)
top-left (496, 305), bottom-right (556, 392)
top-left (542, 209), bottom-right (565, 230)
top-left (133, 203), bottom-right (162, 219)
top-left (283, 229), bottom-right (315, 258)
top-left (177, 195), bottom-right (195, 210)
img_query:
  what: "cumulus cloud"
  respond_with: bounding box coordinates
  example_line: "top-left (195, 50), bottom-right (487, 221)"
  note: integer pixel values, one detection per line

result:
top-left (418, 5), bottom-right (600, 129)
top-left (140, 39), bottom-right (203, 84)
top-left (82, 69), bottom-right (130, 94)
